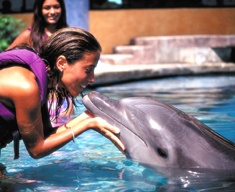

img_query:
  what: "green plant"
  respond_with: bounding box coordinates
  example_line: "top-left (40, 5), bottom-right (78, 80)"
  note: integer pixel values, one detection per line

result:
top-left (0, 14), bottom-right (25, 52)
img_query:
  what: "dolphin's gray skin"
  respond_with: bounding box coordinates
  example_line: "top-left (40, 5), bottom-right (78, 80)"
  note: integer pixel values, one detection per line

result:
top-left (82, 91), bottom-right (235, 184)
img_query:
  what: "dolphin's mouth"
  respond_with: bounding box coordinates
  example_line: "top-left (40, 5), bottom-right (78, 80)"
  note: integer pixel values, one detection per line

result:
top-left (82, 92), bottom-right (147, 147)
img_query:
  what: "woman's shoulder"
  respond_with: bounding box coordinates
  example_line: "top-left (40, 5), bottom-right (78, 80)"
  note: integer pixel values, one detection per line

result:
top-left (0, 49), bottom-right (47, 102)
top-left (18, 29), bottom-right (31, 40)
top-left (0, 66), bottom-right (38, 100)
top-left (7, 29), bottom-right (31, 50)
top-left (14, 28), bottom-right (31, 39)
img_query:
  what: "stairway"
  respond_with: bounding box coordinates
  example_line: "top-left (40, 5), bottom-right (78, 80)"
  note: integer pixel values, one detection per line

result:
top-left (99, 35), bottom-right (235, 65)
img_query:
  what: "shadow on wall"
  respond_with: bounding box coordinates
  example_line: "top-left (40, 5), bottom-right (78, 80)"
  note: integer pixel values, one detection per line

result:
top-left (211, 47), bottom-right (232, 63)
top-left (230, 47), bottom-right (235, 63)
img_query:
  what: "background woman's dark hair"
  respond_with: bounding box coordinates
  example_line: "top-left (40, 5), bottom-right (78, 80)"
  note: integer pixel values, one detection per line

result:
top-left (30, 0), bottom-right (68, 50)
top-left (40, 27), bottom-right (102, 119)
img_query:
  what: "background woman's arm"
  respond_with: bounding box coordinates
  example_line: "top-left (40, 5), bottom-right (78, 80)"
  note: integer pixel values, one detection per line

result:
top-left (7, 30), bottom-right (31, 50)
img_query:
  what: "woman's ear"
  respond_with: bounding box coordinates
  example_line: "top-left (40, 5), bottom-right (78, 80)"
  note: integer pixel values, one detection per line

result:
top-left (56, 55), bottom-right (67, 72)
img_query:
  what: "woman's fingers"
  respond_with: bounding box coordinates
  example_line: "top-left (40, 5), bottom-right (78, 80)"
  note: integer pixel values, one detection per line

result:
top-left (101, 130), bottom-right (125, 154)
top-left (95, 117), bottom-right (120, 134)
top-left (91, 117), bottom-right (125, 154)
top-left (103, 129), bottom-right (125, 155)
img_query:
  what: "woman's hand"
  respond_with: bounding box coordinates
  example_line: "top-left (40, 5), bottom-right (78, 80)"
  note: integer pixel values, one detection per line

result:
top-left (83, 111), bottom-right (126, 154)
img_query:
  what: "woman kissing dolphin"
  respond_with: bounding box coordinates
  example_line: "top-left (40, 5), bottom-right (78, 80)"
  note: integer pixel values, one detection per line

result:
top-left (82, 91), bottom-right (235, 183)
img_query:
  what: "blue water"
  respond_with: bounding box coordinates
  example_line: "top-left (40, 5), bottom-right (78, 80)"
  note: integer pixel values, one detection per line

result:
top-left (0, 75), bottom-right (235, 191)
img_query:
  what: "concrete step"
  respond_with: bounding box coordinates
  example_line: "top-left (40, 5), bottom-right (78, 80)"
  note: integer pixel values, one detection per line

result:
top-left (99, 54), bottom-right (135, 65)
top-left (100, 45), bottom-right (155, 65)
top-left (130, 35), bottom-right (235, 64)
top-left (113, 45), bottom-right (155, 64)
top-left (131, 35), bottom-right (235, 48)
top-left (153, 47), bottom-right (231, 64)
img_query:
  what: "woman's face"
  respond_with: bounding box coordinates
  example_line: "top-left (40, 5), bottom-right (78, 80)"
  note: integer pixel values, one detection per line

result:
top-left (42, 0), bottom-right (62, 25)
top-left (59, 51), bottom-right (100, 97)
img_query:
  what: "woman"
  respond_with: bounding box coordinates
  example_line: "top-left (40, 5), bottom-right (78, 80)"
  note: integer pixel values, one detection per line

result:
top-left (0, 27), bottom-right (125, 160)
top-left (7, 0), bottom-right (68, 51)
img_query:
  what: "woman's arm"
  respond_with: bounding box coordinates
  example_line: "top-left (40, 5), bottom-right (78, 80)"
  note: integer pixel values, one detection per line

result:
top-left (0, 66), bottom-right (125, 159)
top-left (7, 30), bottom-right (31, 50)
top-left (54, 111), bottom-right (125, 155)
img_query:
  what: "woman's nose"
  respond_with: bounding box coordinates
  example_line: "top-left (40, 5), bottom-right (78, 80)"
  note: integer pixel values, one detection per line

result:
top-left (50, 8), bottom-right (55, 14)
top-left (88, 71), bottom-right (95, 83)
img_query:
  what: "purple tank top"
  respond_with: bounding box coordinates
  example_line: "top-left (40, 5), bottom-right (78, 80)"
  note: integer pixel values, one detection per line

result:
top-left (28, 27), bottom-right (49, 52)
top-left (28, 27), bottom-right (49, 39)
top-left (0, 49), bottom-right (47, 129)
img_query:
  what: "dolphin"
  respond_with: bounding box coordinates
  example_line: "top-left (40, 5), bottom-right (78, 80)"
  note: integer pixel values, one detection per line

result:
top-left (82, 91), bottom-right (235, 184)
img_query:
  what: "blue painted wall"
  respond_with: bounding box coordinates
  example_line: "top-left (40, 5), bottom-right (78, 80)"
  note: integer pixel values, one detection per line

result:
top-left (64, 0), bottom-right (89, 31)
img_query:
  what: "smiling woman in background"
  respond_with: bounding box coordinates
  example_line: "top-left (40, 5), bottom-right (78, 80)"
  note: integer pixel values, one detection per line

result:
top-left (7, 0), bottom-right (68, 51)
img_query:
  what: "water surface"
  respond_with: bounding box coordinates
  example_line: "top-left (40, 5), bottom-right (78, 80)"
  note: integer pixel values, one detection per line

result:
top-left (1, 75), bottom-right (235, 191)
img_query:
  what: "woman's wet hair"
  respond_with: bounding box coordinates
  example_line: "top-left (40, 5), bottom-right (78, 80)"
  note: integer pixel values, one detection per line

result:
top-left (40, 27), bottom-right (102, 119)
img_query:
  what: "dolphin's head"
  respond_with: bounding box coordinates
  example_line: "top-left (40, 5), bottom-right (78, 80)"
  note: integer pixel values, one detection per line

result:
top-left (83, 91), bottom-right (235, 183)
top-left (82, 91), bottom-right (179, 169)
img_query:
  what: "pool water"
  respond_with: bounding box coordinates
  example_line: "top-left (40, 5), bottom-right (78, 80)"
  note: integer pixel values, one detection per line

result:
top-left (0, 75), bottom-right (235, 192)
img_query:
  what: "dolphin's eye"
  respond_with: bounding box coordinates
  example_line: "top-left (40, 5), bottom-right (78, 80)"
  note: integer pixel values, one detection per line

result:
top-left (157, 148), bottom-right (168, 158)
